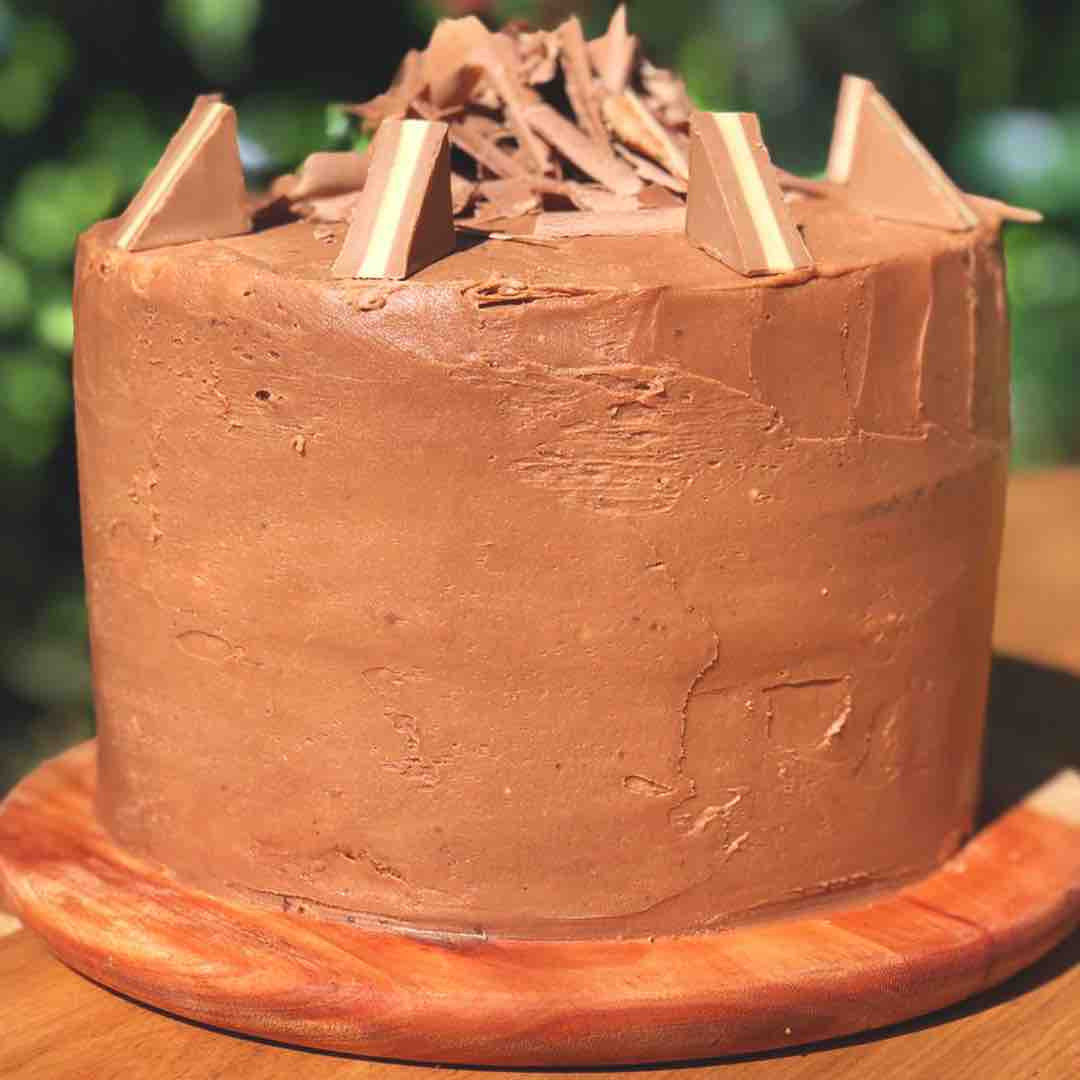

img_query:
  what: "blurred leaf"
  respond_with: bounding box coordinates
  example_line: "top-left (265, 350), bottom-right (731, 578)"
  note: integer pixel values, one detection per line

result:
top-left (21, 588), bottom-right (90, 725)
top-left (165, 0), bottom-right (262, 79)
top-left (0, 351), bottom-right (67, 424)
top-left (2, 634), bottom-right (91, 707)
top-left (0, 253), bottom-right (31, 331)
top-left (951, 0), bottom-right (1022, 108)
top-left (1010, 297), bottom-right (1080, 465)
top-left (80, 93), bottom-right (167, 195)
top-left (410, 0), bottom-right (444, 30)
top-left (5, 161), bottom-right (119, 265)
top-left (902, 0), bottom-right (952, 59)
top-left (0, 14), bottom-right (74, 133)
top-left (14, 15), bottom-right (74, 83)
top-left (1005, 228), bottom-right (1080, 311)
top-left (237, 131), bottom-right (271, 174)
top-left (34, 300), bottom-right (74, 354)
top-left (0, 349), bottom-right (71, 467)
top-left (325, 103), bottom-right (350, 141)
top-left (0, 1), bottom-right (14, 60)
top-left (37, 586), bottom-right (89, 642)
top-left (680, 33), bottom-right (734, 112)
top-left (954, 108), bottom-right (1074, 213)
top-left (237, 93), bottom-right (333, 174)
top-left (0, 58), bottom-right (54, 134)
top-left (492, 0), bottom-right (536, 23)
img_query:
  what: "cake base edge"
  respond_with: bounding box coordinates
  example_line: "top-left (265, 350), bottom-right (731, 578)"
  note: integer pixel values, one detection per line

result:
top-left (1, 740), bottom-right (1076, 1067)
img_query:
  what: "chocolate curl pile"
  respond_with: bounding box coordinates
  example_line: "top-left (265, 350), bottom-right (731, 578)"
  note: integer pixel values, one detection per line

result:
top-left (275, 6), bottom-right (698, 226)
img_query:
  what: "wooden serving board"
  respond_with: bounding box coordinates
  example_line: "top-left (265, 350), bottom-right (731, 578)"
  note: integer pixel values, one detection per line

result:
top-left (0, 740), bottom-right (1077, 1067)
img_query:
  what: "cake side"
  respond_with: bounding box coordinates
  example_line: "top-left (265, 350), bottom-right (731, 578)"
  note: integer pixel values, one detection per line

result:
top-left (75, 199), bottom-right (1009, 939)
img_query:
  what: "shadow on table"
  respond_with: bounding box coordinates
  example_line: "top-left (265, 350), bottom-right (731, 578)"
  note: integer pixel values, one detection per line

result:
top-left (979, 652), bottom-right (1080, 825)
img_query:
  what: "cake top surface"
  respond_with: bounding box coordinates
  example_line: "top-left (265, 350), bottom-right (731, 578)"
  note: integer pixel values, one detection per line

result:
top-left (89, 189), bottom-right (1007, 299)
top-left (96, 5), bottom-right (1034, 289)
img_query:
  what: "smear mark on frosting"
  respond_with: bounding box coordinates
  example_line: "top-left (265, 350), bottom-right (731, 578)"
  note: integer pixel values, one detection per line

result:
top-left (624, 774), bottom-right (674, 797)
top-left (855, 256), bottom-right (932, 435)
top-left (511, 372), bottom-right (775, 514)
top-left (672, 791), bottom-right (744, 838)
top-left (175, 630), bottom-right (237, 663)
top-left (765, 676), bottom-right (854, 754)
top-left (464, 276), bottom-right (601, 306)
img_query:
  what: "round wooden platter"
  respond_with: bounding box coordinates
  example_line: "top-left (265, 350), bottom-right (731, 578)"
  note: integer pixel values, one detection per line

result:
top-left (1, 741), bottom-right (1077, 1067)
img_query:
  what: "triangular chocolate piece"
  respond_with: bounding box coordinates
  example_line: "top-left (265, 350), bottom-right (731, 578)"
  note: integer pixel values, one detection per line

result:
top-left (113, 94), bottom-right (251, 252)
top-left (332, 118), bottom-right (455, 280)
top-left (966, 193), bottom-right (1043, 225)
top-left (686, 111), bottom-right (812, 276)
top-left (826, 74), bottom-right (977, 231)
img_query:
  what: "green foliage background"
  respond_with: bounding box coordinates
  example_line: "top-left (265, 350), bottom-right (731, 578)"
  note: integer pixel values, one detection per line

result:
top-left (1, 0), bottom-right (1077, 790)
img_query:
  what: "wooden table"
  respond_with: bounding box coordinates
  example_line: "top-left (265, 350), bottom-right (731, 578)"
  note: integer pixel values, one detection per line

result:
top-left (2, 468), bottom-right (1078, 1078)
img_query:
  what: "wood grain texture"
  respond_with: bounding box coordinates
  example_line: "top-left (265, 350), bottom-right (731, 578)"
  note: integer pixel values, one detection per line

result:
top-left (2, 923), bottom-right (1077, 1080)
top-left (0, 741), bottom-right (1076, 1067)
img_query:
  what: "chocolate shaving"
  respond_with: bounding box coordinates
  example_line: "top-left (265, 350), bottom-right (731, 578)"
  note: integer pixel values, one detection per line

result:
top-left (444, 111), bottom-right (528, 180)
top-left (534, 207), bottom-right (685, 238)
top-left (456, 112), bottom-right (514, 147)
top-left (639, 60), bottom-right (693, 129)
top-left (263, 149), bottom-right (376, 226)
top-left (602, 90), bottom-right (688, 181)
top-left (526, 103), bottom-right (641, 196)
top-left (557, 16), bottom-right (606, 142)
top-left (348, 49), bottom-right (426, 130)
top-left (339, 10), bottom-right (840, 242)
top-left (424, 16), bottom-right (489, 109)
top-left (560, 183), bottom-right (641, 213)
top-left (259, 169), bottom-right (302, 208)
top-left (451, 172), bottom-right (477, 215)
top-left (469, 177), bottom-right (541, 223)
top-left (515, 29), bottom-right (559, 86)
top-left (775, 168), bottom-right (830, 198)
top-left (477, 34), bottom-right (552, 175)
top-left (294, 190), bottom-right (363, 224)
top-left (587, 5), bottom-right (637, 95)
top-left (614, 144), bottom-right (688, 194)
top-left (556, 179), bottom-right (680, 213)
top-left (290, 149), bottom-right (370, 200)
top-left (457, 225), bottom-right (560, 249)
top-left (509, 140), bottom-right (563, 181)
top-left (250, 186), bottom-right (295, 230)
top-left (638, 183), bottom-right (685, 208)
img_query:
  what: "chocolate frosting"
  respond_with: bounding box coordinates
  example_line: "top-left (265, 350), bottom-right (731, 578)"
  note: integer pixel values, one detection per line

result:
top-left (75, 187), bottom-right (1011, 940)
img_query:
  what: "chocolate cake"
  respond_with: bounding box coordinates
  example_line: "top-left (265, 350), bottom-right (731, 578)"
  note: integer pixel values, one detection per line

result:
top-left (73, 10), bottom-right (1035, 941)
